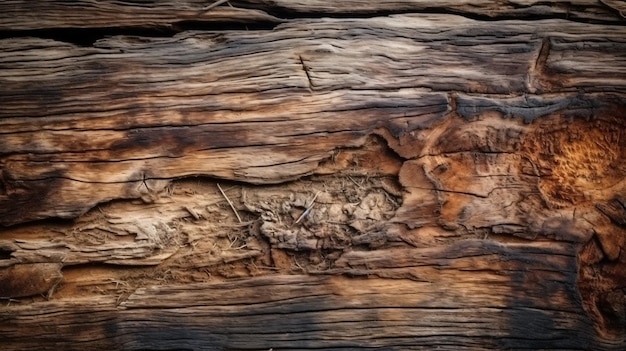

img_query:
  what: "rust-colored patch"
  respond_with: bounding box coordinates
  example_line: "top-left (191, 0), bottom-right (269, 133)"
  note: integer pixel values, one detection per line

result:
top-left (520, 111), bottom-right (626, 340)
top-left (0, 263), bottom-right (62, 298)
top-left (521, 116), bottom-right (625, 208)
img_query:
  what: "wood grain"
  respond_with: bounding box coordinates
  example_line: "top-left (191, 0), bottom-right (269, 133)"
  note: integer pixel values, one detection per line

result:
top-left (0, 0), bottom-right (624, 31)
top-left (0, 274), bottom-right (604, 350)
top-left (1, 15), bottom-right (625, 224)
top-left (0, 3), bottom-right (625, 350)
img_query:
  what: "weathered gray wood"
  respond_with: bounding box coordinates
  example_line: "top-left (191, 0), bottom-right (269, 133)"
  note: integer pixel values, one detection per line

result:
top-left (0, 0), bottom-right (283, 30)
top-left (0, 0), bottom-right (624, 31)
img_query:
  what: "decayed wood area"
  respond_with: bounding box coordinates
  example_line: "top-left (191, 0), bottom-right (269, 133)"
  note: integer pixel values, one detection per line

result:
top-left (1, 1), bottom-right (625, 350)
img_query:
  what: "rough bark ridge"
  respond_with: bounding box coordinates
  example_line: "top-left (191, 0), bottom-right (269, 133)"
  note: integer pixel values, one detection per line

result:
top-left (0, 1), bottom-right (625, 350)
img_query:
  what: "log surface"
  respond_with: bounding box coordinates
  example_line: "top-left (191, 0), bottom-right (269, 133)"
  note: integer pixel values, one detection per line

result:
top-left (1, 1), bottom-right (625, 350)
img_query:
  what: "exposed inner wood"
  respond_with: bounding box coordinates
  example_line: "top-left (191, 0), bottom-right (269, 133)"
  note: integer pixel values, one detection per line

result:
top-left (0, 3), bottom-right (625, 350)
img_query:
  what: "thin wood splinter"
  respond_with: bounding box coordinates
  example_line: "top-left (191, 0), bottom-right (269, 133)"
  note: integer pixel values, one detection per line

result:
top-left (202, 0), bottom-right (229, 12)
top-left (217, 183), bottom-right (242, 223)
top-left (295, 191), bottom-right (321, 224)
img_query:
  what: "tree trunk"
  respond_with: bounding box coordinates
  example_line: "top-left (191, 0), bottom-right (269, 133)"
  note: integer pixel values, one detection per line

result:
top-left (1, 1), bottom-right (625, 350)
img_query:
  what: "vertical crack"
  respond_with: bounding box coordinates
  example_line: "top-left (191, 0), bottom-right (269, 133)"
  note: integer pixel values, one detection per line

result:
top-left (447, 92), bottom-right (458, 116)
top-left (534, 37), bottom-right (551, 74)
top-left (527, 37), bottom-right (551, 93)
top-left (299, 55), bottom-right (314, 91)
top-left (140, 173), bottom-right (152, 193)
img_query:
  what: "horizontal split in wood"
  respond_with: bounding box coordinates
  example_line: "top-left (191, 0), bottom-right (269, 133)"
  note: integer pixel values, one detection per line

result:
top-left (0, 0), bottom-right (624, 33)
top-left (1, 14), bottom-right (625, 224)
top-left (1, 92), bottom-right (624, 225)
top-left (0, 1), bottom-right (283, 31)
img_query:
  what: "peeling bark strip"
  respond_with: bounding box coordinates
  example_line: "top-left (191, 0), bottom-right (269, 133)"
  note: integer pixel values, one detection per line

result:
top-left (0, 1), bottom-right (626, 350)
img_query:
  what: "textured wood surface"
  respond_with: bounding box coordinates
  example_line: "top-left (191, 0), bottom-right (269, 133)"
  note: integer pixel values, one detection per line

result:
top-left (1, 0), bottom-right (625, 30)
top-left (1, 1), bottom-right (625, 350)
top-left (2, 16), bottom-right (625, 225)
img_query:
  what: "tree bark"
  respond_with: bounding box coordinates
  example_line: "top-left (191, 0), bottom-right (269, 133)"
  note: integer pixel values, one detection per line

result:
top-left (0, 1), bottom-right (625, 350)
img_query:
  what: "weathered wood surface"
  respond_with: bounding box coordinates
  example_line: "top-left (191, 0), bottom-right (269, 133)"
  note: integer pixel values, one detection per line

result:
top-left (1, 1), bottom-right (625, 350)
top-left (2, 16), bottom-right (625, 225)
top-left (1, 0), bottom-right (625, 30)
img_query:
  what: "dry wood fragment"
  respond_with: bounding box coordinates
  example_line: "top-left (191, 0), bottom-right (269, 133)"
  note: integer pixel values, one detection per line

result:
top-left (217, 183), bottom-right (242, 223)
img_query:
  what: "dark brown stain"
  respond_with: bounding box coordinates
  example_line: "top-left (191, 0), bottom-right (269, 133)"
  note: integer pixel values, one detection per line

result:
top-left (578, 198), bottom-right (626, 340)
top-left (109, 124), bottom-right (253, 158)
top-left (456, 93), bottom-right (600, 123)
top-left (0, 167), bottom-right (67, 226)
